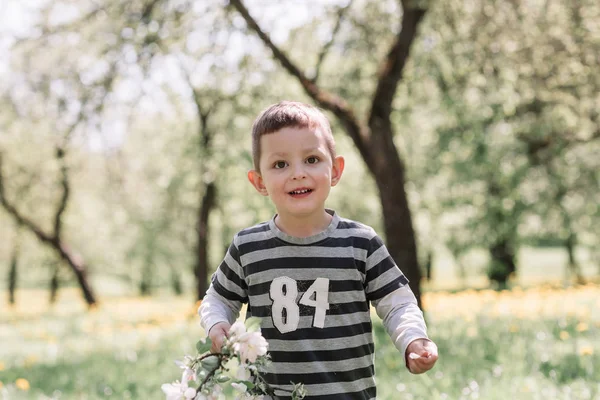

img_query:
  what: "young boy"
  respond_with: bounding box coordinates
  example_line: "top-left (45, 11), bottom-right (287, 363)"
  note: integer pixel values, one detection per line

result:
top-left (199, 101), bottom-right (438, 399)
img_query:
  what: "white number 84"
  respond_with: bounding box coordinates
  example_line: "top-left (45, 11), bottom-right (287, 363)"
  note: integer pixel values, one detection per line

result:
top-left (269, 277), bottom-right (330, 334)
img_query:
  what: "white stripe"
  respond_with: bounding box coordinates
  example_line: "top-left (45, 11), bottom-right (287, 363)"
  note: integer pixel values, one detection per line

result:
top-left (273, 376), bottom-right (376, 397)
top-left (258, 311), bottom-right (371, 329)
top-left (247, 268), bottom-right (364, 285)
top-left (267, 332), bottom-right (373, 351)
top-left (267, 354), bottom-right (374, 374)
top-left (241, 246), bottom-right (367, 265)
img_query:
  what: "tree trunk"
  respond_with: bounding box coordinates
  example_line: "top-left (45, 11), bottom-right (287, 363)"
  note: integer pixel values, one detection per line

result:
top-left (8, 235), bottom-right (20, 305)
top-left (565, 232), bottom-right (584, 284)
top-left (55, 241), bottom-right (97, 306)
top-left (373, 158), bottom-right (422, 306)
top-left (49, 262), bottom-right (59, 304)
top-left (488, 239), bottom-right (516, 289)
top-left (195, 182), bottom-right (216, 300)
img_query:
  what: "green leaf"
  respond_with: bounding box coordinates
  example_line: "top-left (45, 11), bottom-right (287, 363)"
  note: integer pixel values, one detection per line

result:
top-left (244, 317), bottom-right (262, 332)
top-left (215, 375), bottom-right (230, 383)
top-left (200, 355), bottom-right (219, 370)
top-left (196, 338), bottom-right (212, 354)
top-left (239, 380), bottom-right (255, 390)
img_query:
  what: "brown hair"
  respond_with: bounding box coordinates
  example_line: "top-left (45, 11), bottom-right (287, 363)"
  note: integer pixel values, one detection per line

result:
top-left (251, 101), bottom-right (336, 171)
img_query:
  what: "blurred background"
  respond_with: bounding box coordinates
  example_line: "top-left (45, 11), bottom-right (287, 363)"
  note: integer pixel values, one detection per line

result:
top-left (0, 0), bottom-right (598, 399)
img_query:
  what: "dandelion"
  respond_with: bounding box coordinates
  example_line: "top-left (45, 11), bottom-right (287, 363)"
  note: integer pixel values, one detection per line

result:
top-left (579, 346), bottom-right (594, 356)
top-left (0, 361), bottom-right (4, 371)
top-left (576, 322), bottom-right (589, 332)
top-left (15, 378), bottom-right (30, 391)
top-left (559, 331), bottom-right (570, 340)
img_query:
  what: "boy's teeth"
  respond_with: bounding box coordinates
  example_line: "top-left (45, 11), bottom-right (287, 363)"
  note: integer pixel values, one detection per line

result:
top-left (291, 189), bottom-right (310, 194)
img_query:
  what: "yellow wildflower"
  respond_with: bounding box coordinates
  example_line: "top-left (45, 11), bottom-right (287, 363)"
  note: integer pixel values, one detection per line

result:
top-left (0, 361), bottom-right (5, 371)
top-left (509, 325), bottom-right (519, 333)
top-left (559, 331), bottom-right (570, 340)
top-left (576, 322), bottom-right (589, 332)
top-left (15, 378), bottom-right (30, 391)
top-left (580, 346), bottom-right (594, 356)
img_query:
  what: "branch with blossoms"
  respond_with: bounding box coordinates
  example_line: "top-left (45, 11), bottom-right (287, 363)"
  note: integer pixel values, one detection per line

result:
top-left (162, 317), bottom-right (306, 400)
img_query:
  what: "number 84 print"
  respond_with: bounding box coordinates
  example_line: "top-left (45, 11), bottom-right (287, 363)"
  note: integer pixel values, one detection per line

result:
top-left (269, 277), bottom-right (330, 333)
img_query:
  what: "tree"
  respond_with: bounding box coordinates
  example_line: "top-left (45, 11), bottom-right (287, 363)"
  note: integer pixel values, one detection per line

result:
top-left (402, 0), bottom-right (600, 285)
top-left (229, 0), bottom-right (428, 305)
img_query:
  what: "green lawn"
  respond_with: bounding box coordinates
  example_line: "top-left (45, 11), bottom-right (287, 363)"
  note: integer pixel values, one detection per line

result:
top-left (1, 284), bottom-right (599, 399)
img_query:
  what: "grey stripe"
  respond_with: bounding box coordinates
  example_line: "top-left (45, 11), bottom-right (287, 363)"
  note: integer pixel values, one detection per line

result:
top-left (235, 229), bottom-right (276, 245)
top-left (224, 251), bottom-right (243, 276)
top-left (367, 267), bottom-right (403, 293)
top-left (214, 269), bottom-right (245, 298)
top-left (328, 227), bottom-right (375, 240)
top-left (266, 354), bottom-right (374, 374)
top-left (247, 269), bottom-right (364, 286)
top-left (241, 246), bottom-right (367, 265)
top-left (273, 377), bottom-right (376, 397)
top-left (267, 332), bottom-right (373, 351)
top-left (249, 289), bottom-right (366, 307)
top-left (259, 311), bottom-right (371, 329)
top-left (366, 245), bottom-right (389, 269)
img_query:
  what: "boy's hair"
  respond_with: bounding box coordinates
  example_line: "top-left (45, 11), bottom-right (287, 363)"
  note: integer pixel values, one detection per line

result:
top-left (251, 101), bottom-right (336, 172)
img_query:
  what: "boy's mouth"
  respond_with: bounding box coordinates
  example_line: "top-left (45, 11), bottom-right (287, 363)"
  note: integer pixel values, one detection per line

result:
top-left (288, 188), bottom-right (313, 196)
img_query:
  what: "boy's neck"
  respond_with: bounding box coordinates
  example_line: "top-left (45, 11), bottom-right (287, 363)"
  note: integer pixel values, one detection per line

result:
top-left (274, 210), bottom-right (333, 238)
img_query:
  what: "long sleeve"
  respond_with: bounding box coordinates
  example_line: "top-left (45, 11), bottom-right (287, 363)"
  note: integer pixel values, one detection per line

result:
top-left (372, 285), bottom-right (429, 362)
top-left (198, 239), bottom-right (247, 333)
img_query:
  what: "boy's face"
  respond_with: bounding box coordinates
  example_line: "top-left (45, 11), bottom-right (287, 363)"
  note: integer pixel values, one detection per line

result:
top-left (248, 126), bottom-right (344, 221)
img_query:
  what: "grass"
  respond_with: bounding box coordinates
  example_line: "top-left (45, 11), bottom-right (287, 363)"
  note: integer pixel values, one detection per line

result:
top-left (1, 284), bottom-right (599, 399)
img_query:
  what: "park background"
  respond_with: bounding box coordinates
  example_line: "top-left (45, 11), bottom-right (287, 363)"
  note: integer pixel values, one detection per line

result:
top-left (0, 0), bottom-right (599, 398)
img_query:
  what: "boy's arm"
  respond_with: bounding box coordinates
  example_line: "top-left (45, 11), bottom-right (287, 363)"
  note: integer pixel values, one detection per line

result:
top-left (372, 284), bottom-right (430, 357)
top-left (198, 285), bottom-right (242, 333)
top-left (198, 238), bottom-right (247, 334)
top-left (363, 232), bottom-right (437, 372)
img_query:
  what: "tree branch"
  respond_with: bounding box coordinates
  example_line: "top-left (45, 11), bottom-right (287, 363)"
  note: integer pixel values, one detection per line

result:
top-left (368, 0), bottom-right (426, 126)
top-left (312, 0), bottom-right (354, 83)
top-left (228, 0), bottom-right (371, 162)
top-left (0, 153), bottom-right (55, 244)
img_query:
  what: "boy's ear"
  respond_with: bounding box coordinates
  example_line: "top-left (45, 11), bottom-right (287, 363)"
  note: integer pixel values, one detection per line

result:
top-left (248, 170), bottom-right (268, 196)
top-left (331, 155), bottom-right (345, 187)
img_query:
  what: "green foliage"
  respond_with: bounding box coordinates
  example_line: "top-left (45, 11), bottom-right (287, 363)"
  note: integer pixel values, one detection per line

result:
top-left (196, 338), bottom-right (212, 354)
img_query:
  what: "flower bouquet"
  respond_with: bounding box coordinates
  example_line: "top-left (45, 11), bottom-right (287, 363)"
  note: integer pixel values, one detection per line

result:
top-left (162, 317), bottom-right (306, 400)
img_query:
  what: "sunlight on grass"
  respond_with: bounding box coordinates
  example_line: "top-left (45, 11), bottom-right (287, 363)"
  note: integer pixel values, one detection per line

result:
top-left (1, 284), bottom-right (599, 399)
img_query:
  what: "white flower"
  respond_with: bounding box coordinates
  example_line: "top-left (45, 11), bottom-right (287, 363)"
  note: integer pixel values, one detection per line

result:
top-left (182, 367), bottom-right (197, 383)
top-left (231, 382), bottom-right (248, 394)
top-left (161, 381), bottom-right (197, 400)
top-left (236, 363), bottom-right (252, 381)
top-left (207, 384), bottom-right (223, 400)
top-left (229, 321), bottom-right (247, 339)
top-left (232, 331), bottom-right (268, 363)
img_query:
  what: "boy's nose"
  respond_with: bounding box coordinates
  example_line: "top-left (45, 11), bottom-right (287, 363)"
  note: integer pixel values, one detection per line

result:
top-left (291, 164), bottom-right (306, 180)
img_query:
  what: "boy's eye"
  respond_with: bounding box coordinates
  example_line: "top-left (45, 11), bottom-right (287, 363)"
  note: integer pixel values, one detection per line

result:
top-left (274, 161), bottom-right (288, 169)
top-left (306, 156), bottom-right (319, 164)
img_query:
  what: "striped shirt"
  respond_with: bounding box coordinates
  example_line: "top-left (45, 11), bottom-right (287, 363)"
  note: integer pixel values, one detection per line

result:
top-left (199, 210), bottom-right (428, 399)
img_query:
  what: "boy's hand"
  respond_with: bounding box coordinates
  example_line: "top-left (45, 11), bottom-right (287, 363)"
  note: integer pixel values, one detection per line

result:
top-left (208, 322), bottom-right (231, 353)
top-left (405, 339), bottom-right (438, 374)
